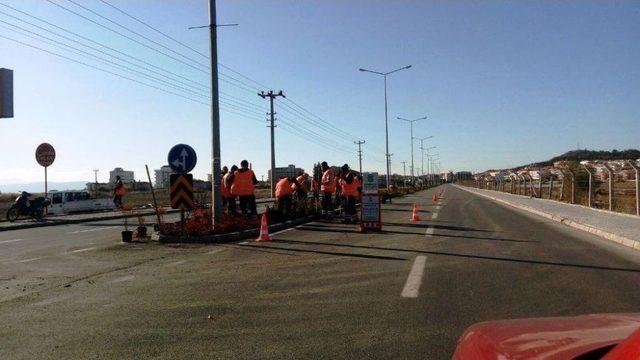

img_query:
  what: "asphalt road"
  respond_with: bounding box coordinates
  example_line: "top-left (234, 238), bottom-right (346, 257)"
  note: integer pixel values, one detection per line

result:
top-left (2, 184), bottom-right (640, 359)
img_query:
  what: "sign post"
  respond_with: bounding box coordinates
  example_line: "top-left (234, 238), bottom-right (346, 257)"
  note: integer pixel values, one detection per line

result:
top-left (35, 143), bottom-right (55, 213)
top-left (360, 172), bottom-right (382, 232)
top-left (168, 144), bottom-right (197, 236)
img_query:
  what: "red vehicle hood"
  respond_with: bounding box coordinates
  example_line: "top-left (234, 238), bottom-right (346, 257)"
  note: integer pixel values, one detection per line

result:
top-left (452, 313), bottom-right (640, 360)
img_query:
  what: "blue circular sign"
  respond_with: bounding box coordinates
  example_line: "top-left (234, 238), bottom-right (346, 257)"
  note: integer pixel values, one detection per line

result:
top-left (168, 144), bottom-right (197, 173)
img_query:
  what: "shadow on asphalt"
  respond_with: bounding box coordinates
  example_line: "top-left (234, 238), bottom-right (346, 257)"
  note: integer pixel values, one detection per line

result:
top-left (383, 208), bottom-right (431, 213)
top-left (270, 239), bottom-right (640, 273)
top-left (297, 225), bottom-right (424, 236)
top-left (382, 222), bottom-right (492, 232)
top-left (237, 243), bottom-right (407, 261)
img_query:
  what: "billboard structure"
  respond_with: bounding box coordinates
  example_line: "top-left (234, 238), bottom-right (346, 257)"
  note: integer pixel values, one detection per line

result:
top-left (0, 68), bottom-right (13, 118)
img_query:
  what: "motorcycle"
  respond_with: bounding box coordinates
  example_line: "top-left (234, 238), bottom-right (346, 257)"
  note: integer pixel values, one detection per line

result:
top-left (6, 193), bottom-right (51, 222)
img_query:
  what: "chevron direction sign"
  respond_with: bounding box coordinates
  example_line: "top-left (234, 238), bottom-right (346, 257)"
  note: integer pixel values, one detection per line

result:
top-left (170, 173), bottom-right (194, 210)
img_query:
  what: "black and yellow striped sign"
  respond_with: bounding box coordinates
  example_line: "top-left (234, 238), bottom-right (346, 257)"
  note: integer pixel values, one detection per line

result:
top-left (170, 173), bottom-right (194, 210)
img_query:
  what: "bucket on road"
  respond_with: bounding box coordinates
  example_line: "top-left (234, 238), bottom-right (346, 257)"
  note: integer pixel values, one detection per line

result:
top-left (121, 230), bottom-right (133, 243)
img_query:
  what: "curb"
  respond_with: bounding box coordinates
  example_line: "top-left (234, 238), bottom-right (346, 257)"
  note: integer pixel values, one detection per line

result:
top-left (455, 185), bottom-right (640, 250)
top-left (153, 215), bottom-right (317, 244)
top-left (0, 209), bottom-right (181, 232)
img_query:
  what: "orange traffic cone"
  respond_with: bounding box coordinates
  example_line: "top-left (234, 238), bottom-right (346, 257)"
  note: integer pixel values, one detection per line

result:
top-left (432, 194), bottom-right (438, 203)
top-left (410, 203), bottom-right (421, 221)
top-left (256, 213), bottom-right (271, 242)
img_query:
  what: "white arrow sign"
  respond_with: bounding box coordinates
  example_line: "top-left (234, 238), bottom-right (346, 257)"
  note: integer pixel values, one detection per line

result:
top-left (171, 148), bottom-right (189, 171)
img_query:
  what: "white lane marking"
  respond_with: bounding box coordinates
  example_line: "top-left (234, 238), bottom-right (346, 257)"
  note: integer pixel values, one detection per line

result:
top-left (431, 212), bottom-right (439, 219)
top-left (401, 256), bottom-right (427, 298)
top-left (435, 205), bottom-right (441, 210)
top-left (70, 247), bottom-right (96, 253)
top-left (271, 227), bottom-right (295, 236)
top-left (19, 257), bottom-right (43, 263)
top-left (110, 275), bottom-right (135, 283)
top-left (166, 260), bottom-right (186, 266)
top-left (0, 239), bottom-right (23, 244)
top-left (239, 241), bottom-right (249, 245)
top-left (425, 227), bottom-right (434, 236)
top-left (33, 295), bottom-right (72, 307)
top-left (206, 248), bottom-right (225, 255)
top-left (70, 226), bottom-right (118, 234)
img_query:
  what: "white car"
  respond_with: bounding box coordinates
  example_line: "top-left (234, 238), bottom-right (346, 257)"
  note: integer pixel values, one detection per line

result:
top-left (47, 190), bottom-right (115, 215)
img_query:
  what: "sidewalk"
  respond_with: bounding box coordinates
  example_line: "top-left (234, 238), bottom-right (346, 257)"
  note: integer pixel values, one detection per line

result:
top-left (456, 185), bottom-right (640, 250)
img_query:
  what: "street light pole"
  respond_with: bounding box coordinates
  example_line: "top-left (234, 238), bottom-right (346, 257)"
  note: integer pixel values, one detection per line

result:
top-left (398, 116), bottom-right (426, 180)
top-left (359, 65), bottom-right (412, 190)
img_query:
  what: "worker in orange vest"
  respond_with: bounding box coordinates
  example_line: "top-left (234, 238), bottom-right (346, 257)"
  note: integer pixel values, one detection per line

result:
top-left (113, 175), bottom-right (125, 209)
top-left (229, 160), bottom-right (258, 217)
top-left (276, 175), bottom-right (300, 215)
top-left (320, 161), bottom-right (336, 219)
top-left (222, 165), bottom-right (238, 215)
top-left (339, 164), bottom-right (360, 223)
top-left (292, 171), bottom-right (310, 200)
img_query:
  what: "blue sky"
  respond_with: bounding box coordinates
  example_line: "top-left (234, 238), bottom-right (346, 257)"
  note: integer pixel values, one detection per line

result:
top-left (0, 0), bottom-right (638, 185)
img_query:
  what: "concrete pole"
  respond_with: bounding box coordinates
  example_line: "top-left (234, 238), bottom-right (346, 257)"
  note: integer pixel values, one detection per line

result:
top-left (628, 160), bottom-right (640, 216)
top-left (209, 0), bottom-right (222, 226)
top-left (355, 140), bottom-right (365, 174)
top-left (604, 164), bottom-right (614, 211)
top-left (548, 177), bottom-right (553, 200)
top-left (537, 176), bottom-right (543, 198)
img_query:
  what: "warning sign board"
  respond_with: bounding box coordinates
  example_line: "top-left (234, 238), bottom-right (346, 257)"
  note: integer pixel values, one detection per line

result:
top-left (360, 194), bottom-right (381, 232)
top-left (170, 173), bottom-right (194, 210)
top-left (362, 172), bottom-right (379, 194)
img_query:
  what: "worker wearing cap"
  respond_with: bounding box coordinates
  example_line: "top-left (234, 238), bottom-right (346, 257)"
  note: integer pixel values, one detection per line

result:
top-left (320, 161), bottom-right (336, 219)
top-left (230, 160), bottom-right (258, 217)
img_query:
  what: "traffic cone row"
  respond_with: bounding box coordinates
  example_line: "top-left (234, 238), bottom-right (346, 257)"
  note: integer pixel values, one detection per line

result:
top-left (410, 203), bottom-right (420, 221)
top-left (256, 213), bottom-right (271, 242)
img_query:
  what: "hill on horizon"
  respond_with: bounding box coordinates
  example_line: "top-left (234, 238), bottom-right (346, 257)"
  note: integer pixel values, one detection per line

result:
top-left (528, 149), bottom-right (640, 169)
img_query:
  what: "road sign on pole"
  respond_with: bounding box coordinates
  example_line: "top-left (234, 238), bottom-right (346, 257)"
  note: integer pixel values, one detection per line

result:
top-left (168, 144), bottom-right (197, 174)
top-left (35, 143), bottom-right (55, 205)
top-left (170, 174), bottom-right (194, 210)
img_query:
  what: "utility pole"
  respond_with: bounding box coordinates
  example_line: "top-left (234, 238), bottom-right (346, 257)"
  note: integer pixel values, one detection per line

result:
top-left (388, 153), bottom-right (394, 188)
top-left (93, 169), bottom-right (99, 196)
top-left (208, 0), bottom-right (223, 228)
top-left (398, 116), bottom-right (427, 180)
top-left (259, 90), bottom-right (285, 197)
top-left (401, 161), bottom-right (406, 178)
top-left (354, 140), bottom-right (365, 174)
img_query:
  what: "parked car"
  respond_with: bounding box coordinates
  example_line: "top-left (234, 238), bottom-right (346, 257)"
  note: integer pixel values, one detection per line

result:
top-left (47, 190), bottom-right (114, 215)
top-left (452, 313), bottom-right (640, 359)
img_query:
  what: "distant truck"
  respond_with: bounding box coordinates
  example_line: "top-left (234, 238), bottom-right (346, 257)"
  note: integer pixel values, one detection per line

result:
top-left (47, 190), bottom-right (115, 215)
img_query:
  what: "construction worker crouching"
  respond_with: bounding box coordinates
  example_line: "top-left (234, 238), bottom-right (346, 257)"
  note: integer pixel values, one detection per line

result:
top-left (320, 161), bottom-right (336, 219)
top-left (339, 164), bottom-right (360, 224)
top-left (276, 175), bottom-right (299, 216)
top-left (230, 160), bottom-right (258, 218)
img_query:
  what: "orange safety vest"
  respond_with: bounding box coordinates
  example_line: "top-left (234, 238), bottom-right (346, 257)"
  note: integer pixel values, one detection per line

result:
top-left (292, 175), bottom-right (307, 191)
top-left (221, 173), bottom-right (232, 197)
top-left (275, 178), bottom-right (293, 198)
top-left (115, 181), bottom-right (125, 196)
top-left (231, 169), bottom-right (255, 196)
top-left (321, 169), bottom-right (336, 193)
top-left (341, 174), bottom-right (359, 197)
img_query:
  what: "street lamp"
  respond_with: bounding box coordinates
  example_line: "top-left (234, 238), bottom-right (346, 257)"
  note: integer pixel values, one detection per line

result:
top-left (359, 65), bottom-right (412, 190)
top-left (414, 137), bottom-right (434, 179)
top-left (397, 116), bottom-right (426, 180)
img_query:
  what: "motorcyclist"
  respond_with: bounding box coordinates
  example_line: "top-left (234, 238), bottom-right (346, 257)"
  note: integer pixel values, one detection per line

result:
top-left (16, 191), bottom-right (31, 211)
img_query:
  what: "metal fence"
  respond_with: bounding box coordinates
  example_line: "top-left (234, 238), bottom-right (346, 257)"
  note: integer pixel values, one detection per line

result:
top-left (465, 160), bottom-right (640, 216)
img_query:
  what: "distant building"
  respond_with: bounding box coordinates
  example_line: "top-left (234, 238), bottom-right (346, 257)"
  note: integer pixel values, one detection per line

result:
top-left (268, 165), bottom-right (302, 183)
top-left (109, 167), bottom-right (134, 185)
top-left (154, 165), bottom-right (173, 188)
